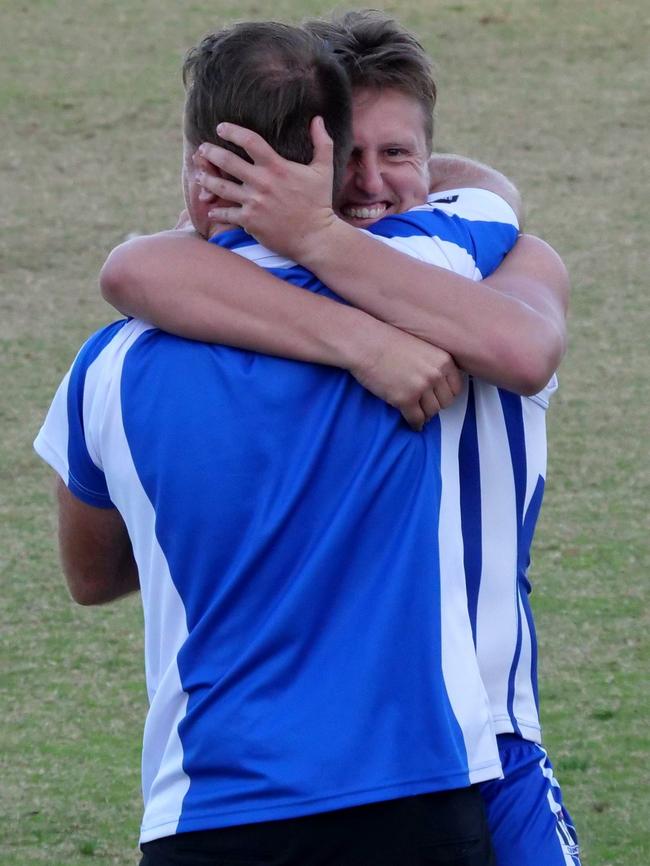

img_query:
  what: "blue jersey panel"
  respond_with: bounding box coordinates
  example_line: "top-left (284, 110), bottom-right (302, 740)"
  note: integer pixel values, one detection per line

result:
top-left (367, 208), bottom-right (518, 277)
top-left (120, 331), bottom-right (472, 828)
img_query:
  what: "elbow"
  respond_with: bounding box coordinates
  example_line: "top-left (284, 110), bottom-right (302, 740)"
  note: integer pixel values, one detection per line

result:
top-left (63, 566), bottom-right (113, 606)
top-left (100, 253), bottom-right (127, 309)
top-left (67, 582), bottom-right (106, 606)
top-left (495, 327), bottom-right (566, 396)
top-left (100, 241), bottom-right (139, 313)
top-left (511, 364), bottom-right (557, 397)
top-left (62, 558), bottom-right (139, 606)
top-left (66, 574), bottom-right (107, 607)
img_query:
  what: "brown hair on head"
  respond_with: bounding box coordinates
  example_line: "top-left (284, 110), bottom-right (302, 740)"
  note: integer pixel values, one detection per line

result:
top-left (183, 21), bottom-right (353, 193)
top-left (304, 9), bottom-right (436, 148)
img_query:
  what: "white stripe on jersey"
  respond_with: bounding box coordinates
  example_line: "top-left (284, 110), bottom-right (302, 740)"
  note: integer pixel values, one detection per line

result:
top-left (38, 320), bottom-right (194, 842)
top-left (472, 385), bottom-right (521, 727)
top-left (34, 367), bottom-right (73, 482)
top-left (439, 386), bottom-right (501, 782)
top-left (370, 233), bottom-right (483, 279)
top-left (91, 325), bottom-right (193, 842)
top-left (229, 244), bottom-right (296, 270)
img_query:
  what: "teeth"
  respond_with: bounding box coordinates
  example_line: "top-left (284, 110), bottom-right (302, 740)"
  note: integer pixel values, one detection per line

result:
top-left (344, 205), bottom-right (386, 220)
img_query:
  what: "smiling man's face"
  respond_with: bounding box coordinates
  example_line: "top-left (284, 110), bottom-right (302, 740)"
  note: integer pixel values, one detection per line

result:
top-left (336, 87), bottom-right (431, 228)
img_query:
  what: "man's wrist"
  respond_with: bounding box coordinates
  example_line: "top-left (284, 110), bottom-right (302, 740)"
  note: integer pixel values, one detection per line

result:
top-left (292, 214), bottom-right (353, 273)
top-left (332, 306), bottom-right (390, 378)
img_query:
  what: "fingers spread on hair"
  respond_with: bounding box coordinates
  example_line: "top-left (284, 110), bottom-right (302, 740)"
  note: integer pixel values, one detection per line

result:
top-left (198, 143), bottom-right (255, 184)
top-left (216, 123), bottom-right (277, 166)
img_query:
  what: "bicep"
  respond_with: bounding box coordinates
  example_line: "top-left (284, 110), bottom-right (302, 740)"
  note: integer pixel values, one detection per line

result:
top-left (428, 154), bottom-right (523, 221)
top-left (484, 234), bottom-right (570, 323)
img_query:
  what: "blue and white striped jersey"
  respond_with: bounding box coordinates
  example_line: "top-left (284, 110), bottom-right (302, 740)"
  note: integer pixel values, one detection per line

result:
top-left (441, 371), bottom-right (555, 744)
top-left (375, 188), bottom-right (553, 743)
top-left (34, 189), bottom-right (519, 843)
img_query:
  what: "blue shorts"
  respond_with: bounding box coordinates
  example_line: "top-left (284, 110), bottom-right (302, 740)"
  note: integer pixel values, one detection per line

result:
top-left (480, 735), bottom-right (581, 866)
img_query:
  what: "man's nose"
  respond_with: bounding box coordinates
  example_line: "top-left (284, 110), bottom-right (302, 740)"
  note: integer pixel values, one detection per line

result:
top-left (354, 157), bottom-right (384, 197)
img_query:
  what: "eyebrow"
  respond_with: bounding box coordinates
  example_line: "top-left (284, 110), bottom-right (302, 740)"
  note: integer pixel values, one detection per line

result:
top-left (352, 139), bottom-right (419, 152)
top-left (383, 142), bottom-right (416, 149)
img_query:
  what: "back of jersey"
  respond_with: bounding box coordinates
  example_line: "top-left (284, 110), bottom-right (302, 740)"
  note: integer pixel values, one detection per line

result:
top-left (35, 307), bottom-right (499, 843)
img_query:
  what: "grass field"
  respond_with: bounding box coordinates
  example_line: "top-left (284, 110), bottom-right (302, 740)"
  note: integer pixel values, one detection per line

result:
top-left (2, 1), bottom-right (648, 864)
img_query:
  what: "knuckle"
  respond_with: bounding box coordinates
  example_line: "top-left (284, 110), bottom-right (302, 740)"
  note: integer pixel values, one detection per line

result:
top-left (249, 192), bottom-right (264, 212)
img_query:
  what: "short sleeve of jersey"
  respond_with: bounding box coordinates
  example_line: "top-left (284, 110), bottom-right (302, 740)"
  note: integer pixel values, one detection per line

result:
top-left (366, 188), bottom-right (519, 279)
top-left (34, 322), bottom-right (127, 509)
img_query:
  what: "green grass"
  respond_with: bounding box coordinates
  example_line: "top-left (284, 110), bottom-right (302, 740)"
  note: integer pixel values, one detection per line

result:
top-left (2, 1), bottom-right (649, 863)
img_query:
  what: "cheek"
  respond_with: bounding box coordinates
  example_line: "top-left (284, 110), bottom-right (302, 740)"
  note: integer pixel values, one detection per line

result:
top-left (395, 166), bottom-right (429, 207)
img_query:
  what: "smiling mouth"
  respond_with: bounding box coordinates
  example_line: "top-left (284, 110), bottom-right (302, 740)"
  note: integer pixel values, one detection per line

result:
top-left (340, 203), bottom-right (390, 221)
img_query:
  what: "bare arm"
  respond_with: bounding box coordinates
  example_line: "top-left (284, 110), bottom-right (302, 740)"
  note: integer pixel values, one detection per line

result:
top-left (202, 120), bottom-right (566, 394)
top-left (293, 226), bottom-right (567, 395)
top-left (102, 230), bottom-right (383, 367)
top-left (101, 233), bottom-right (463, 430)
top-left (56, 479), bottom-right (139, 605)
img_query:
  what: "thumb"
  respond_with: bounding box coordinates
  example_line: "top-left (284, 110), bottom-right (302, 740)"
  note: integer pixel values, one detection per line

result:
top-left (310, 116), bottom-right (334, 169)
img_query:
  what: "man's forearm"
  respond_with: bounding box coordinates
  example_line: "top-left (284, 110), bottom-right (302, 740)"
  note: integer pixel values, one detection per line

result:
top-left (101, 231), bottom-right (466, 428)
top-left (295, 222), bottom-right (567, 395)
top-left (101, 231), bottom-right (383, 372)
